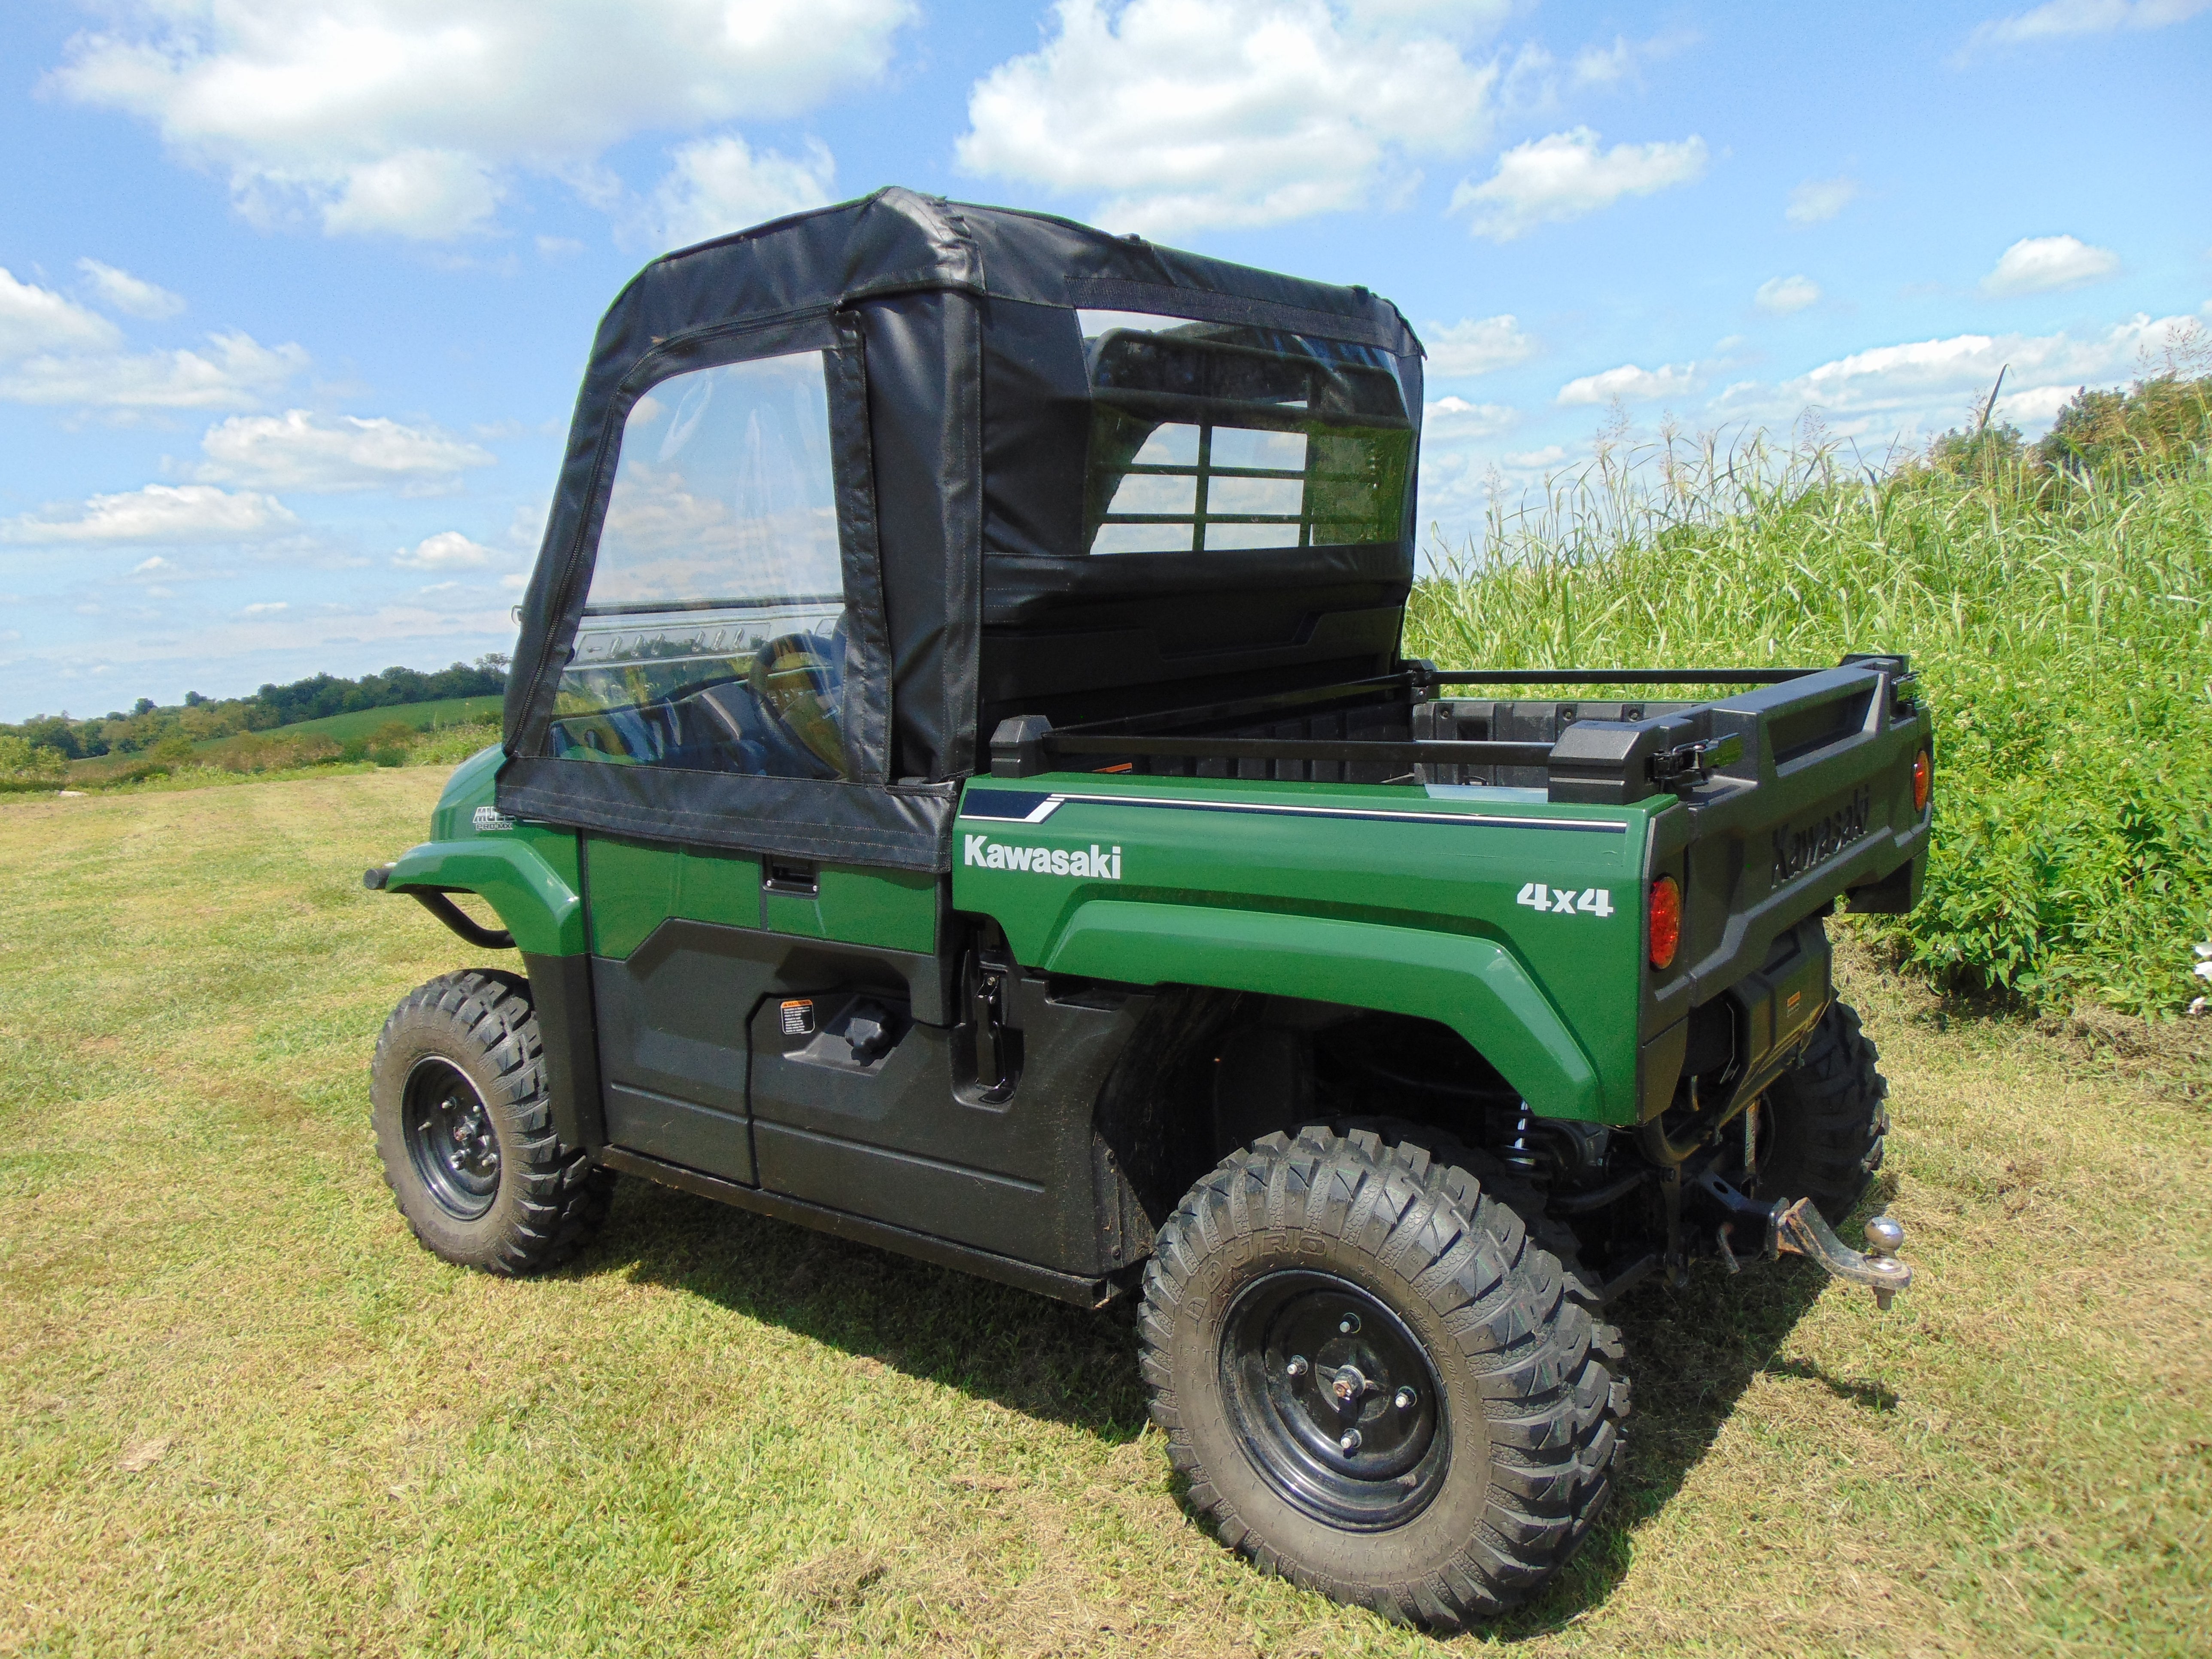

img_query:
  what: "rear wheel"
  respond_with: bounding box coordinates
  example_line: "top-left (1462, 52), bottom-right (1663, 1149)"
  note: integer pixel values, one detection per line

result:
top-left (1757, 1000), bottom-right (1888, 1224)
top-left (370, 970), bottom-right (614, 1274)
top-left (1138, 1124), bottom-right (1627, 1630)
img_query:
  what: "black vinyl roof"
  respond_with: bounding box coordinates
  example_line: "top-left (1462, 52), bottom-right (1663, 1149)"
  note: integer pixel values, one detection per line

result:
top-left (586, 186), bottom-right (1420, 356)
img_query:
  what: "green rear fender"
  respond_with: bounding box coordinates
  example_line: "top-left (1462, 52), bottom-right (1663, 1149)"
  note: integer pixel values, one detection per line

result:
top-left (1042, 899), bottom-right (1603, 1122)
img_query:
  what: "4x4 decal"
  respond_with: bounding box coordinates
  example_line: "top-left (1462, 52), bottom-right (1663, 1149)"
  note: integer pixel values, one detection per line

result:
top-left (1515, 882), bottom-right (1615, 918)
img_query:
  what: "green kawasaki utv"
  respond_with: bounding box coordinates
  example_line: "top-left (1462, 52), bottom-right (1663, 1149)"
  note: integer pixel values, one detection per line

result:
top-left (365, 188), bottom-right (1931, 1630)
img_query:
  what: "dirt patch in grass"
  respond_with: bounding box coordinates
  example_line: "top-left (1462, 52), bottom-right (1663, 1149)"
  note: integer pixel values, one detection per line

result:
top-left (1, 771), bottom-right (2206, 1656)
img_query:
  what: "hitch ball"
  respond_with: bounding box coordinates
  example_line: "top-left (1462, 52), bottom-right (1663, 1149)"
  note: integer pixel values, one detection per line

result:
top-left (1774, 1200), bottom-right (1914, 1311)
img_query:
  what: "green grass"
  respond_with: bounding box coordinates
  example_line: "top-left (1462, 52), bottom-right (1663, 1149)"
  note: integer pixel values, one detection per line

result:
top-left (2, 769), bottom-right (2206, 1656)
top-left (200, 696), bottom-right (507, 748)
top-left (1407, 436), bottom-right (2212, 1015)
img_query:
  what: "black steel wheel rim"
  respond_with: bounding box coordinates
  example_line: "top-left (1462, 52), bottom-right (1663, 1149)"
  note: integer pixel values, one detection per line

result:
top-left (403, 1057), bottom-right (501, 1220)
top-left (1220, 1270), bottom-right (1449, 1531)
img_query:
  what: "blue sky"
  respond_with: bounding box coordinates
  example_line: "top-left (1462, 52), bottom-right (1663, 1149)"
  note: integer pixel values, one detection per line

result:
top-left (1, 0), bottom-right (2206, 721)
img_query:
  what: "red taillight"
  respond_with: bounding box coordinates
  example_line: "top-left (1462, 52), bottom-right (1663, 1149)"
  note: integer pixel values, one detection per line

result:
top-left (1912, 750), bottom-right (1932, 815)
top-left (1648, 875), bottom-right (1681, 971)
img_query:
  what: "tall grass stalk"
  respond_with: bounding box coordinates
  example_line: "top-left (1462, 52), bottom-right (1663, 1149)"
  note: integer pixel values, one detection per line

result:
top-left (1407, 431), bottom-right (2212, 1015)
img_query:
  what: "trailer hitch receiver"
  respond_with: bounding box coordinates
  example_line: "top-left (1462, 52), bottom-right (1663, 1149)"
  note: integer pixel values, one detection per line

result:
top-left (1775, 1201), bottom-right (1913, 1310)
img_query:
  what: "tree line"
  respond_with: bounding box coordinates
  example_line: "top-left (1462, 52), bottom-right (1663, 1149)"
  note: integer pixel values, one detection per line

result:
top-left (2, 656), bottom-right (509, 762)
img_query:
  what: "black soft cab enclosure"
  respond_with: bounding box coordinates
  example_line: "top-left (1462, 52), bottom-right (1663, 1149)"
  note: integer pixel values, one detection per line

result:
top-left (496, 185), bottom-right (1425, 873)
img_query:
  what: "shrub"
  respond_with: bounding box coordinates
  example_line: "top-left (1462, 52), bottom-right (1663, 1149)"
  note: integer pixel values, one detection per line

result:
top-left (215, 732), bottom-right (344, 774)
top-left (2033, 331), bottom-right (2212, 480)
top-left (366, 720), bottom-right (417, 768)
top-left (406, 722), bottom-right (503, 767)
top-left (0, 734), bottom-right (68, 792)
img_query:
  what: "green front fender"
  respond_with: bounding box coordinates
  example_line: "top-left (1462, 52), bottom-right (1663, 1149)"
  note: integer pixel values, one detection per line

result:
top-left (384, 838), bottom-right (585, 957)
top-left (1040, 900), bottom-right (1604, 1122)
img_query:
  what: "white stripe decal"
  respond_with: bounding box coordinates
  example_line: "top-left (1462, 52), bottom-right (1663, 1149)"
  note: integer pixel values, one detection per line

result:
top-left (1030, 792), bottom-right (1628, 834)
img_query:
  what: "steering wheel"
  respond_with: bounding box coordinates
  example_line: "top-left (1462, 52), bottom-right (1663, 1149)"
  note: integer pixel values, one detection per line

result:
top-left (747, 627), bottom-right (848, 778)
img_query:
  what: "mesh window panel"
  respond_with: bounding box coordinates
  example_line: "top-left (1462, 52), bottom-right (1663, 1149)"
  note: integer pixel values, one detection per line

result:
top-left (1076, 313), bottom-right (1413, 557)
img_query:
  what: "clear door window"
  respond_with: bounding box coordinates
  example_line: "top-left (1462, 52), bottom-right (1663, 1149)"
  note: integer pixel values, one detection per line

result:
top-left (551, 352), bottom-right (852, 779)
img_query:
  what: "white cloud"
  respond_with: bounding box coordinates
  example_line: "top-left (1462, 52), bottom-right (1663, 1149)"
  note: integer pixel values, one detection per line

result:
top-left (1570, 36), bottom-right (1636, 84)
top-left (1, 484), bottom-right (298, 544)
top-left (0, 330), bottom-right (308, 410)
top-left (0, 267), bottom-right (301, 413)
top-left (241, 601), bottom-right (289, 616)
top-left (1713, 311), bottom-right (2203, 431)
top-left (1981, 234), bottom-right (2121, 296)
top-left (1754, 274), bottom-right (1822, 314)
top-left (1422, 395), bottom-right (1518, 438)
top-left (1504, 444), bottom-right (1568, 468)
top-left (958, 0), bottom-right (1504, 236)
top-left (0, 267), bottom-right (122, 357)
top-left (1424, 313), bottom-right (1540, 377)
top-left (1567, 30), bottom-right (1689, 87)
top-left (0, 593), bottom-right (523, 712)
top-left (1492, 30), bottom-right (1686, 112)
top-left (316, 149), bottom-right (505, 240)
top-left (1556, 361), bottom-right (1702, 405)
top-left (1451, 127), bottom-right (1707, 241)
top-left (46, 0), bottom-right (916, 240)
top-left (1785, 176), bottom-right (1857, 226)
top-left (197, 410), bottom-right (495, 495)
top-left (638, 134), bottom-right (836, 250)
top-left (395, 531), bottom-right (498, 570)
top-left (76, 258), bottom-right (186, 320)
top-left (1994, 383), bottom-right (2079, 424)
top-left (1970, 0), bottom-right (2210, 46)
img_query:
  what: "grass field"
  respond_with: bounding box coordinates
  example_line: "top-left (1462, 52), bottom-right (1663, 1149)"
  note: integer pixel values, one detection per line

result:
top-left (2, 768), bottom-right (2206, 1656)
top-left (201, 696), bottom-right (507, 749)
top-left (19, 701), bottom-right (509, 793)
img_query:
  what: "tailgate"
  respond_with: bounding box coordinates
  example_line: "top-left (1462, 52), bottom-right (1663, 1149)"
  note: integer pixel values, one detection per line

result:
top-left (1632, 660), bottom-right (1932, 1027)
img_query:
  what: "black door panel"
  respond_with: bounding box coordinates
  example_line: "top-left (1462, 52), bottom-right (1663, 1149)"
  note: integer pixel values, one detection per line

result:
top-left (590, 920), bottom-right (934, 1182)
top-left (602, 1081), bottom-right (755, 1184)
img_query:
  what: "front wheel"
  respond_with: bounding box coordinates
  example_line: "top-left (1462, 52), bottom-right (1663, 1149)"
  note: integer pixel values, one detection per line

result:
top-left (370, 970), bottom-right (614, 1274)
top-left (1138, 1124), bottom-right (1628, 1631)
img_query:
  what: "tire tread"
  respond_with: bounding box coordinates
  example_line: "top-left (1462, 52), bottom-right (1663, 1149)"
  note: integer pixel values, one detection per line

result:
top-left (1138, 1121), bottom-right (1628, 1632)
top-left (370, 969), bottom-right (614, 1275)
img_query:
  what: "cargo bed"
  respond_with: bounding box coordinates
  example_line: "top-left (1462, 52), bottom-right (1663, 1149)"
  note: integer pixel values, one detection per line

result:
top-left (988, 652), bottom-right (1934, 1030)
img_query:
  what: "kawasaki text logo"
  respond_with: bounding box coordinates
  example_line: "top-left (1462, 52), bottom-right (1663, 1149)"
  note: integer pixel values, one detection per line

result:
top-left (964, 836), bottom-right (1121, 879)
top-left (1772, 787), bottom-right (1871, 884)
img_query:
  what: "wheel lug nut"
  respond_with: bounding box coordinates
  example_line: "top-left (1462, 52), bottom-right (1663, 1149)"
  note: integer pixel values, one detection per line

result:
top-left (1339, 1430), bottom-right (1361, 1452)
top-left (1338, 1313), bottom-right (1361, 1335)
top-left (1394, 1387), bottom-right (1417, 1411)
top-left (1285, 1355), bottom-right (1308, 1378)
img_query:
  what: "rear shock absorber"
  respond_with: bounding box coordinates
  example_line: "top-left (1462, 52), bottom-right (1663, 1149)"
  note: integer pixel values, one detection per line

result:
top-left (1503, 1100), bottom-right (1537, 1173)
